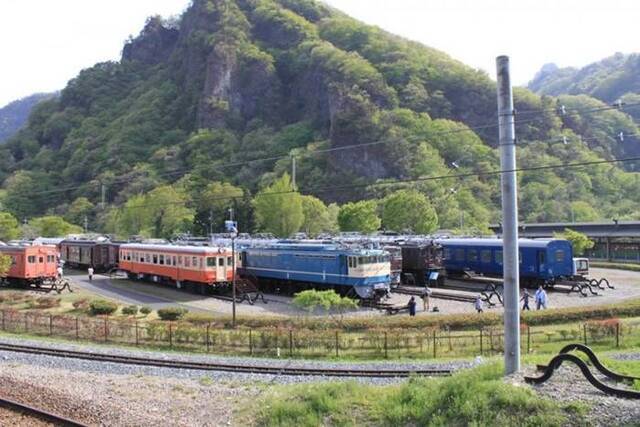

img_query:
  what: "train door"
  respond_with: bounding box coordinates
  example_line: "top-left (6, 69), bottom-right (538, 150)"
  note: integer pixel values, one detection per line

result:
top-left (216, 255), bottom-right (226, 282)
top-left (537, 250), bottom-right (546, 275)
top-left (35, 251), bottom-right (46, 277)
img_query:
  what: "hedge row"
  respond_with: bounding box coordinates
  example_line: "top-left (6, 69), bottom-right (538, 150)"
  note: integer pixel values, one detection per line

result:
top-left (591, 261), bottom-right (640, 272)
top-left (194, 299), bottom-right (640, 332)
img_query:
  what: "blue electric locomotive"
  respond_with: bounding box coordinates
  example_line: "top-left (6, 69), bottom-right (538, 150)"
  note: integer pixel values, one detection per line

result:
top-left (436, 238), bottom-right (574, 286)
top-left (238, 242), bottom-right (391, 298)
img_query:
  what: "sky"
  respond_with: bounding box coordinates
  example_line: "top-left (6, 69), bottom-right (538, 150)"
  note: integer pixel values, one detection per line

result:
top-left (1, 0), bottom-right (640, 108)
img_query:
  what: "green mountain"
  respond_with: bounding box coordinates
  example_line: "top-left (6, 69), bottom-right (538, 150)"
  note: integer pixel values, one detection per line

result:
top-left (0, 93), bottom-right (56, 143)
top-left (2, 0), bottom-right (640, 235)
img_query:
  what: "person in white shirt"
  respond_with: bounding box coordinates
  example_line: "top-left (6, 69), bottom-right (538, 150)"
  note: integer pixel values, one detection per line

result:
top-left (88, 267), bottom-right (94, 282)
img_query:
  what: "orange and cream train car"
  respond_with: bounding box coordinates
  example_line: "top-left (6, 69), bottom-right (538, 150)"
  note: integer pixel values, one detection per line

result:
top-left (118, 244), bottom-right (235, 293)
top-left (0, 245), bottom-right (59, 286)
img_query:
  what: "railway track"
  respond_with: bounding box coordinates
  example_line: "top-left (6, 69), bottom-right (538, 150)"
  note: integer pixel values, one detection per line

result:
top-left (0, 394), bottom-right (87, 426)
top-left (0, 342), bottom-right (452, 378)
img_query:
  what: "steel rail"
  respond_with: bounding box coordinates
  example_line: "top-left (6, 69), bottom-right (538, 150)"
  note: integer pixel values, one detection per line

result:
top-left (0, 342), bottom-right (452, 378)
top-left (0, 395), bottom-right (88, 426)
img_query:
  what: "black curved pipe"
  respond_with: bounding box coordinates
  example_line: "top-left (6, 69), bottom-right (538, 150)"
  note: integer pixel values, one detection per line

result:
top-left (525, 353), bottom-right (640, 399)
top-left (558, 343), bottom-right (640, 382)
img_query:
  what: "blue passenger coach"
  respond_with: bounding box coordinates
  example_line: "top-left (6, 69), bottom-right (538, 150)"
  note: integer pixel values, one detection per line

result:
top-left (436, 238), bottom-right (574, 286)
top-left (238, 242), bottom-right (391, 299)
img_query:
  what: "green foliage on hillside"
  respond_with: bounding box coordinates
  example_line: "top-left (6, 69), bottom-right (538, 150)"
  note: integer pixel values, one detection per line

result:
top-left (1, 0), bottom-right (640, 237)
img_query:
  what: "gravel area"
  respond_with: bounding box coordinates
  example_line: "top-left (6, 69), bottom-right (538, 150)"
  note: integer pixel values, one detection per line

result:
top-left (67, 267), bottom-right (640, 319)
top-left (508, 364), bottom-right (640, 426)
top-left (0, 335), bottom-right (473, 384)
top-left (0, 405), bottom-right (54, 427)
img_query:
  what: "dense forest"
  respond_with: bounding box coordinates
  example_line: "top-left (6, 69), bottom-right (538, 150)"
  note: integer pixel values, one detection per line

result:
top-left (2, 0), bottom-right (640, 239)
top-left (0, 93), bottom-right (56, 143)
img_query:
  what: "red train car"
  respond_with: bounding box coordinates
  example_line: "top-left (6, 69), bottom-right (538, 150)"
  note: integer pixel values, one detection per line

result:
top-left (118, 244), bottom-right (234, 293)
top-left (0, 245), bottom-right (59, 286)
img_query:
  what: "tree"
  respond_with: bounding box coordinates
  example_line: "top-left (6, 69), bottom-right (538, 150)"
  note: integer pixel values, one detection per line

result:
top-left (301, 195), bottom-right (338, 236)
top-left (570, 201), bottom-right (599, 222)
top-left (193, 181), bottom-right (243, 234)
top-left (381, 189), bottom-right (438, 234)
top-left (292, 289), bottom-right (358, 327)
top-left (253, 173), bottom-right (304, 237)
top-left (337, 200), bottom-right (380, 233)
top-left (554, 228), bottom-right (595, 256)
top-left (143, 186), bottom-right (195, 238)
top-left (0, 212), bottom-right (19, 241)
top-left (29, 216), bottom-right (83, 237)
top-left (0, 254), bottom-right (11, 276)
top-left (65, 197), bottom-right (95, 226)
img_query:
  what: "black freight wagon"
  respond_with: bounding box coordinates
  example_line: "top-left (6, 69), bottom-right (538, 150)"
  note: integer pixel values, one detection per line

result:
top-left (60, 240), bottom-right (121, 272)
top-left (401, 242), bottom-right (445, 286)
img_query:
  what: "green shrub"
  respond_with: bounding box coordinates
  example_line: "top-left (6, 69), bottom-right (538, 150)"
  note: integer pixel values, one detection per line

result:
top-left (140, 306), bottom-right (152, 315)
top-left (121, 305), bottom-right (139, 316)
top-left (591, 261), bottom-right (640, 272)
top-left (184, 312), bottom-right (215, 325)
top-left (72, 298), bottom-right (89, 311)
top-left (88, 299), bottom-right (118, 316)
top-left (28, 296), bottom-right (61, 309)
top-left (157, 307), bottom-right (188, 321)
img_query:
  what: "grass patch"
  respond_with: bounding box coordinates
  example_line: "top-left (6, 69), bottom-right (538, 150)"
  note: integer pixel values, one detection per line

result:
top-left (252, 363), bottom-right (588, 427)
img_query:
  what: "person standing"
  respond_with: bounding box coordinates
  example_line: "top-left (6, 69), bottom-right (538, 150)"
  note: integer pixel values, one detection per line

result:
top-left (421, 287), bottom-right (432, 312)
top-left (535, 286), bottom-right (548, 310)
top-left (57, 265), bottom-right (63, 280)
top-left (408, 296), bottom-right (417, 317)
top-left (520, 290), bottom-right (531, 311)
top-left (88, 266), bottom-right (94, 282)
top-left (474, 295), bottom-right (484, 313)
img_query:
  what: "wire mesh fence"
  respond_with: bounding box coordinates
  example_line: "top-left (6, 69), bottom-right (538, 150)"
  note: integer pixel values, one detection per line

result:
top-left (1, 309), bottom-right (638, 360)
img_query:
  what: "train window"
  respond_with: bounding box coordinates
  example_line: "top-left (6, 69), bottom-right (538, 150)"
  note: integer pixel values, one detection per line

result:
top-left (28, 256), bottom-right (36, 263)
top-left (207, 257), bottom-right (216, 267)
top-left (185, 257), bottom-right (190, 267)
top-left (38, 257), bottom-right (43, 263)
top-left (173, 256), bottom-right (177, 266)
top-left (153, 254), bottom-right (158, 264)
top-left (481, 250), bottom-right (491, 263)
top-left (178, 256), bottom-right (182, 265)
top-left (443, 248), bottom-right (452, 260)
top-left (555, 250), bottom-right (565, 262)
top-left (159, 255), bottom-right (165, 265)
top-left (519, 251), bottom-right (523, 264)
top-left (495, 250), bottom-right (503, 264)
top-left (538, 251), bottom-right (546, 265)
top-left (139, 255), bottom-right (145, 263)
top-left (199, 258), bottom-right (203, 269)
top-left (192, 257), bottom-right (198, 268)
top-left (218, 257), bottom-right (224, 267)
top-left (454, 249), bottom-right (464, 261)
top-left (468, 250), bottom-right (478, 262)
top-left (358, 257), bottom-right (364, 264)
top-left (227, 256), bottom-right (232, 266)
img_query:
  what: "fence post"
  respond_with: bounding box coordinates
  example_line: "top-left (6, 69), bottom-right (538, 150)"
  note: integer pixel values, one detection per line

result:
top-left (616, 323), bottom-right (620, 348)
top-left (104, 317), bottom-right (108, 342)
top-left (527, 325), bottom-right (531, 354)
top-left (1, 309), bottom-right (4, 331)
top-left (249, 329), bottom-right (253, 356)
top-left (206, 323), bottom-right (210, 353)
top-left (479, 329), bottom-right (483, 356)
top-left (49, 314), bottom-right (53, 336)
top-left (384, 332), bottom-right (388, 359)
top-left (75, 317), bottom-right (79, 340)
top-left (135, 321), bottom-right (139, 346)
top-left (335, 331), bottom-right (339, 358)
top-left (583, 324), bottom-right (587, 346)
top-left (289, 330), bottom-right (293, 358)
top-left (169, 323), bottom-right (173, 349)
top-left (433, 330), bottom-right (437, 359)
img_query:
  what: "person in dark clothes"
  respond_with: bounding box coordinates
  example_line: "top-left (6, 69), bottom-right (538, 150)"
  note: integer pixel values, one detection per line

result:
top-left (520, 290), bottom-right (531, 311)
top-left (408, 296), bottom-right (417, 317)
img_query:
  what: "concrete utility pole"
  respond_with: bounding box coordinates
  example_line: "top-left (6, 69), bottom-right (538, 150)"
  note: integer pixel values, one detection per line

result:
top-left (291, 156), bottom-right (297, 191)
top-left (496, 55), bottom-right (521, 375)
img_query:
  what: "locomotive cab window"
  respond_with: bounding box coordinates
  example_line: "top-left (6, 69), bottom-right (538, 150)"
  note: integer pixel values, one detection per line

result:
top-left (555, 250), bottom-right (565, 262)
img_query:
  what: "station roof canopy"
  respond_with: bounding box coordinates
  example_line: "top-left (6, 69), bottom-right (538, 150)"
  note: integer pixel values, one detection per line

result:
top-left (489, 221), bottom-right (640, 238)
